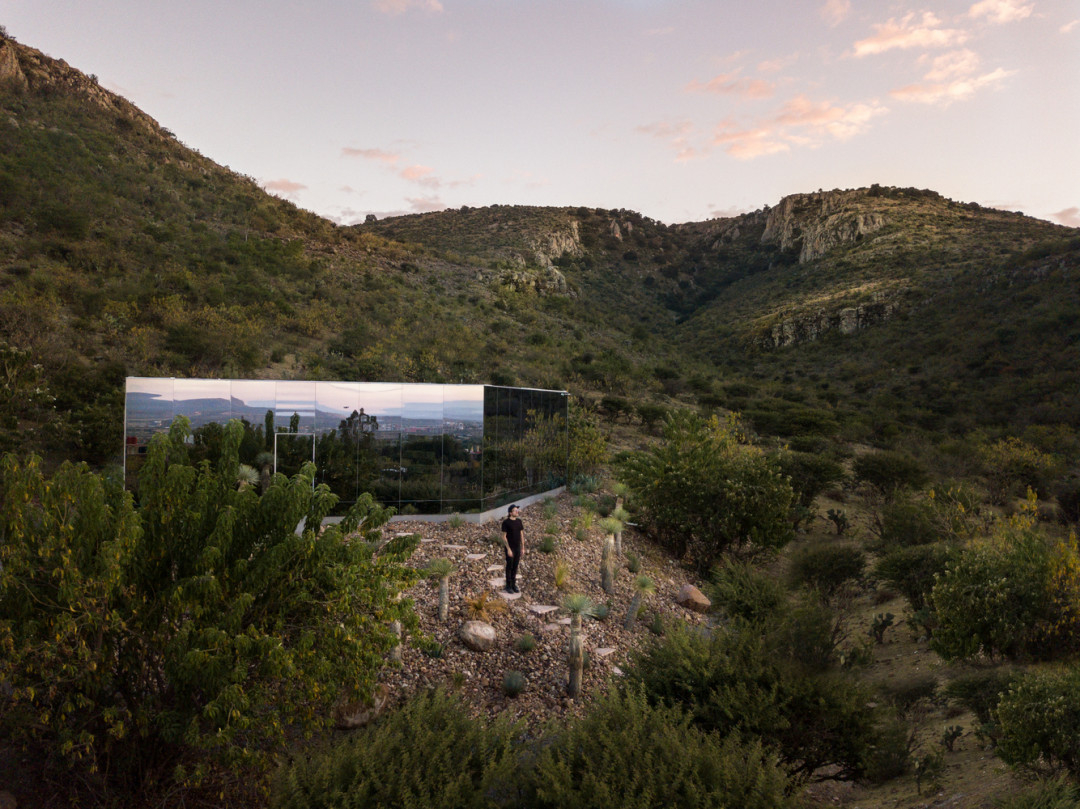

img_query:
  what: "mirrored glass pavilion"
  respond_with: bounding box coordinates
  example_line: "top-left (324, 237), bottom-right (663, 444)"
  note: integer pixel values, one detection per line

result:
top-left (124, 378), bottom-right (568, 514)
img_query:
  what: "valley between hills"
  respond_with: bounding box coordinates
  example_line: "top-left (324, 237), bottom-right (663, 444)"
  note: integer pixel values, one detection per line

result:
top-left (2, 30), bottom-right (1080, 809)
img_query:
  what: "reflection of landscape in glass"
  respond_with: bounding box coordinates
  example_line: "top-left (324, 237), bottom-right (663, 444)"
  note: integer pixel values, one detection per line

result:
top-left (124, 379), bottom-right (563, 514)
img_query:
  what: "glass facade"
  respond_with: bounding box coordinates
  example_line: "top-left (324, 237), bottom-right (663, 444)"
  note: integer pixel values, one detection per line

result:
top-left (124, 379), bottom-right (567, 514)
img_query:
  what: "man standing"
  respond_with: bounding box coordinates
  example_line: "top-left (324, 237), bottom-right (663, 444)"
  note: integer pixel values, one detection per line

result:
top-left (501, 504), bottom-right (525, 594)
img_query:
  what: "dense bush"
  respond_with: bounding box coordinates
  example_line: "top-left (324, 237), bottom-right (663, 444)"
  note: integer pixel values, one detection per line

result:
top-left (995, 777), bottom-right (1080, 809)
top-left (943, 669), bottom-right (1018, 743)
top-left (875, 542), bottom-right (957, 612)
top-left (0, 417), bottom-right (418, 796)
top-left (623, 621), bottom-right (877, 782)
top-left (931, 506), bottom-right (1080, 662)
top-left (273, 689), bottom-right (519, 809)
top-left (527, 689), bottom-right (791, 809)
top-left (707, 558), bottom-right (786, 624)
top-left (618, 411), bottom-right (794, 572)
top-left (977, 437), bottom-right (1063, 505)
top-left (853, 451), bottom-right (929, 500)
top-left (995, 666), bottom-right (1080, 778)
top-left (788, 543), bottom-right (866, 599)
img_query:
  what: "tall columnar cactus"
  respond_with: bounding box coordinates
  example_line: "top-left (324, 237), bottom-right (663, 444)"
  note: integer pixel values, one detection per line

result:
top-left (599, 517), bottom-right (622, 592)
top-left (624, 575), bottom-right (656, 631)
top-left (425, 558), bottom-right (456, 623)
top-left (562, 594), bottom-right (597, 699)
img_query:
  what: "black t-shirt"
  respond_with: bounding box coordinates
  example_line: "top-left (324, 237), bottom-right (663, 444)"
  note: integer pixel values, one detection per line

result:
top-left (501, 517), bottom-right (524, 550)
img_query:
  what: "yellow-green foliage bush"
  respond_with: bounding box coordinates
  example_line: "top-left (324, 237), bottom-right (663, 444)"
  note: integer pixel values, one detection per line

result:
top-left (931, 502), bottom-right (1080, 662)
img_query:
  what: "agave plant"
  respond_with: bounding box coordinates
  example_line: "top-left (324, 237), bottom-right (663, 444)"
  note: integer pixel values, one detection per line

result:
top-left (624, 575), bottom-right (656, 631)
top-left (562, 594), bottom-right (598, 698)
top-left (425, 558), bottom-right (456, 623)
top-left (236, 463), bottom-right (259, 490)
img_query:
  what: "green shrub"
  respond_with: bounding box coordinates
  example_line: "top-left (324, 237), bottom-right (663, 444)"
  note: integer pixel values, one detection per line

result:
top-left (624, 621), bottom-right (876, 782)
top-left (447, 512), bottom-right (465, 528)
top-left (875, 542), bottom-right (956, 612)
top-left (944, 669), bottom-right (1019, 729)
top-left (272, 689), bottom-right (518, 809)
top-left (769, 593), bottom-right (845, 671)
top-left (618, 412), bottom-right (794, 572)
top-left (538, 534), bottom-right (557, 554)
top-left (776, 450), bottom-right (845, 511)
top-left (502, 670), bottom-right (527, 697)
top-left (515, 632), bottom-right (537, 653)
top-left (788, 543), bottom-right (866, 599)
top-left (626, 552), bottom-right (642, 573)
top-left (996, 666), bottom-right (1080, 778)
top-left (853, 451), bottom-right (928, 500)
top-left (880, 673), bottom-right (939, 716)
top-left (978, 437), bottom-right (1062, 505)
top-left (524, 688), bottom-right (792, 809)
top-left (930, 508), bottom-right (1080, 662)
top-left (860, 715), bottom-right (912, 784)
top-left (707, 558), bottom-right (786, 625)
top-left (996, 778), bottom-right (1080, 809)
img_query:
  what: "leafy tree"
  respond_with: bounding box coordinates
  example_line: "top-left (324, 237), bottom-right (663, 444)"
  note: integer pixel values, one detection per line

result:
top-left (977, 437), bottom-right (1063, 505)
top-left (930, 502), bottom-right (1080, 662)
top-left (618, 411), bottom-right (794, 572)
top-left (0, 417), bottom-right (419, 797)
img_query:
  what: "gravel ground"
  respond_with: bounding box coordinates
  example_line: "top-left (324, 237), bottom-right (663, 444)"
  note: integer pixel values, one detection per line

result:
top-left (376, 492), bottom-right (709, 728)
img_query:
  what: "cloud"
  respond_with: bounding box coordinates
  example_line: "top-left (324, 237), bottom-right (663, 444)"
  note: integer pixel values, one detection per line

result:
top-left (405, 195), bottom-right (447, 213)
top-left (262, 178), bottom-right (307, 198)
top-left (712, 94), bottom-right (887, 159)
top-left (1062, 19), bottom-right (1079, 33)
top-left (685, 71), bottom-right (775, 99)
top-left (636, 119), bottom-right (705, 162)
top-left (1052, 207), bottom-right (1080, 227)
top-left (922, 48), bottom-right (981, 81)
top-left (342, 147), bottom-right (401, 164)
top-left (400, 164), bottom-right (439, 187)
top-left (854, 12), bottom-right (968, 57)
top-left (709, 205), bottom-right (751, 219)
top-left (757, 53), bottom-right (799, 74)
top-left (372, 0), bottom-right (443, 14)
top-left (968, 0), bottom-right (1033, 24)
top-left (892, 66), bottom-right (1014, 105)
top-left (820, 0), bottom-right (851, 27)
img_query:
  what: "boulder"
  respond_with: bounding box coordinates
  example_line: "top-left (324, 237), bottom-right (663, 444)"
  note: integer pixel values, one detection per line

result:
top-left (676, 584), bottom-right (711, 614)
top-left (335, 683), bottom-right (389, 729)
top-left (459, 620), bottom-right (497, 652)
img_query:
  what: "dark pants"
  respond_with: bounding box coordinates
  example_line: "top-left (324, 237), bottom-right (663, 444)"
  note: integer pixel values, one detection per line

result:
top-left (505, 546), bottom-right (521, 589)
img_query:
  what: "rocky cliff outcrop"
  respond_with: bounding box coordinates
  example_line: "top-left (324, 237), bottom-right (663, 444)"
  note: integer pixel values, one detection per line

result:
top-left (761, 189), bottom-right (886, 263)
top-left (0, 35), bottom-right (167, 140)
top-left (528, 221), bottom-right (582, 269)
top-left (757, 294), bottom-right (899, 348)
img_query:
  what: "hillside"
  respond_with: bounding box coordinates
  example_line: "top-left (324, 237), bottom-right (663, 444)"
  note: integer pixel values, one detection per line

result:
top-left (1, 30), bottom-right (1079, 470)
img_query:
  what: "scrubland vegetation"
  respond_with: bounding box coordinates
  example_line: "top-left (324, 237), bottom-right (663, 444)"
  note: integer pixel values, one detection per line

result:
top-left (2, 31), bottom-right (1080, 808)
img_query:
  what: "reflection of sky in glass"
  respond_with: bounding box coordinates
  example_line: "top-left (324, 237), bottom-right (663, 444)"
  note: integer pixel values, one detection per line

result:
top-left (275, 381), bottom-right (316, 415)
top-left (401, 384), bottom-right (444, 420)
top-left (127, 377), bottom-right (174, 398)
top-left (231, 379), bottom-right (277, 410)
top-left (444, 385), bottom-right (484, 423)
top-left (315, 381), bottom-right (359, 433)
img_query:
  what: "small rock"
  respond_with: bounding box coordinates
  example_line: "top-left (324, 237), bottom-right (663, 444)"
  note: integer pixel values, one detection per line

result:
top-left (594, 647), bottom-right (616, 657)
top-left (676, 584), bottom-right (711, 614)
top-left (459, 620), bottom-right (497, 651)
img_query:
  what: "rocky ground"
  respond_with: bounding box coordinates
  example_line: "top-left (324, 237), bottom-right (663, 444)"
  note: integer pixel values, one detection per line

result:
top-left (371, 491), bottom-right (711, 729)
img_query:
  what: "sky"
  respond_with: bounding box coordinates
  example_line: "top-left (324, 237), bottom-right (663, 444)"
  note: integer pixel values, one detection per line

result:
top-left (4, 0), bottom-right (1079, 226)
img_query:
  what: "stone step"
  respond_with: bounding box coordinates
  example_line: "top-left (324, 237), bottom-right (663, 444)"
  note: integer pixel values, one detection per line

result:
top-left (594, 647), bottom-right (616, 657)
top-left (466, 553), bottom-right (486, 560)
top-left (528, 605), bottom-right (559, 615)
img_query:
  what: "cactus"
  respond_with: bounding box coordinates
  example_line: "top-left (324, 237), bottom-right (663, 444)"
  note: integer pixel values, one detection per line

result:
top-left (563, 594), bottom-right (597, 698)
top-left (425, 558), bottom-right (456, 623)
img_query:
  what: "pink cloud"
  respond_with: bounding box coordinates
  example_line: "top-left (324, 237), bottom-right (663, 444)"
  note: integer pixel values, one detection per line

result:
top-left (709, 205), bottom-right (751, 219)
top-left (262, 178), bottom-right (307, 196)
top-left (342, 147), bottom-right (401, 164)
top-left (372, 0), bottom-right (443, 14)
top-left (1061, 19), bottom-right (1079, 34)
top-left (968, 0), bottom-right (1033, 24)
top-left (636, 120), bottom-right (705, 162)
top-left (820, 0), bottom-right (851, 27)
top-left (891, 66), bottom-right (1013, 105)
top-left (711, 94), bottom-right (886, 159)
top-left (400, 164), bottom-right (437, 184)
top-left (757, 53), bottom-right (799, 74)
top-left (406, 195), bottom-right (447, 213)
top-left (854, 12), bottom-right (968, 57)
top-left (685, 72), bottom-right (775, 99)
top-left (922, 49), bottom-right (981, 81)
top-left (1052, 207), bottom-right (1080, 227)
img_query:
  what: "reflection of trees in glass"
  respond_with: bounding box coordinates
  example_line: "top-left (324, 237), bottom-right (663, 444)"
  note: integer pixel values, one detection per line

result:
top-left (316, 410), bottom-right (380, 507)
top-left (484, 407), bottom-right (568, 505)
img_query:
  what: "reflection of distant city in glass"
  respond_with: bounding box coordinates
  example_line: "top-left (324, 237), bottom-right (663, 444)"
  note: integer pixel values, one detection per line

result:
top-left (124, 378), bottom-right (566, 515)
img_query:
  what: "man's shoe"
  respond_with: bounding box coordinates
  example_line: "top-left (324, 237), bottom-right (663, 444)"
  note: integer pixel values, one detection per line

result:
top-left (510, 584), bottom-right (520, 593)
